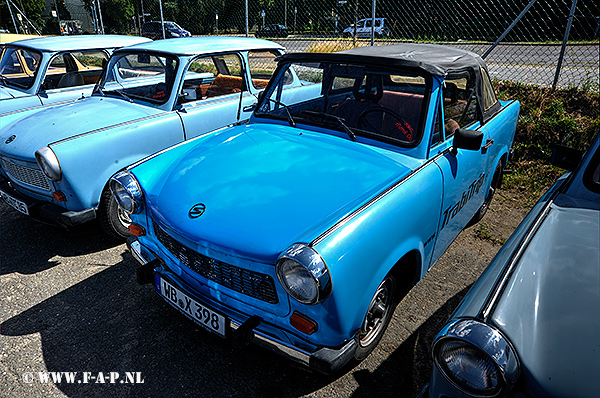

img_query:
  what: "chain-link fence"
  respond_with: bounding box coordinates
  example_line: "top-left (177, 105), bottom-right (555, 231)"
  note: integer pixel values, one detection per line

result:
top-left (1, 0), bottom-right (598, 90)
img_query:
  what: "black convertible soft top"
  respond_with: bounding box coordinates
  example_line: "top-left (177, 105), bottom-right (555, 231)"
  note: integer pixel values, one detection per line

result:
top-left (281, 43), bottom-right (487, 77)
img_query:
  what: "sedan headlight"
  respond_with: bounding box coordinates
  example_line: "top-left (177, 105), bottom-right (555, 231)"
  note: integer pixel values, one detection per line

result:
top-left (276, 244), bottom-right (331, 305)
top-left (109, 171), bottom-right (144, 214)
top-left (432, 319), bottom-right (519, 397)
top-left (35, 147), bottom-right (62, 181)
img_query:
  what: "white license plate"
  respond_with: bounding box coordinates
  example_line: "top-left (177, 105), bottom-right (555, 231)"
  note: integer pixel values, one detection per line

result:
top-left (158, 277), bottom-right (227, 337)
top-left (0, 189), bottom-right (29, 215)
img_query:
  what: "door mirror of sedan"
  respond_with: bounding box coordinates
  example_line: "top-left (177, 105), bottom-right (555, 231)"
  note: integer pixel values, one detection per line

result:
top-left (451, 128), bottom-right (484, 155)
top-left (551, 144), bottom-right (583, 171)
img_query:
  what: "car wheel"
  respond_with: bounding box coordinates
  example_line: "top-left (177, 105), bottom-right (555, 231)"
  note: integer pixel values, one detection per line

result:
top-left (468, 162), bottom-right (503, 227)
top-left (354, 275), bottom-right (397, 361)
top-left (99, 186), bottom-right (132, 240)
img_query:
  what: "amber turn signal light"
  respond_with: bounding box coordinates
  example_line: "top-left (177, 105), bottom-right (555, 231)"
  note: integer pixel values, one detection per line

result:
top-left (290, 311), bottom-right (318, 335)
top-left (52, 191), bottom-right (66, 202)
top-left (128, 223), bottom-right (146, 237)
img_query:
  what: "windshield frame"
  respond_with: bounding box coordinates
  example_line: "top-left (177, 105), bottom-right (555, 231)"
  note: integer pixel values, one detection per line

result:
top-left (0, 45), bottom-right (44, 91)
top-left (255, 59), bottom-right (432, 148)
top-left (95, 50), bottom-right (180, 107)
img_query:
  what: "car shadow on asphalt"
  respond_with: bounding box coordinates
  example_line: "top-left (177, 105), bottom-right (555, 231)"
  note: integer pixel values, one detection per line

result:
top-left (1, 246), bottom-right (473, 398)
top-left (0, 203), bottom-right (121, 275)
top-left (1, 253), bottom-right (341, 397)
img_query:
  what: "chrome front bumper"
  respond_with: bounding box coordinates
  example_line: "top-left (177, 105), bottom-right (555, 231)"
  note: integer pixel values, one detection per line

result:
top-left (127, 238), bottom-right (357, 374)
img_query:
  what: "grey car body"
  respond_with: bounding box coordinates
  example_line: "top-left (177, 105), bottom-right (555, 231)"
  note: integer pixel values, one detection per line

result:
top-left (422, 134), bottom-right (600, 398)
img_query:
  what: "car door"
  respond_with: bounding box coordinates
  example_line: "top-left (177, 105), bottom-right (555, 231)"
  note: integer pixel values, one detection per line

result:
top-left (39, 50), bottom-right (108, 105)
top-left (176, 53), bottom-right (250, 139)
top-left (430, 74), bottom-right (492, 266)
top-left (177, 50), bottom-right (280, 139)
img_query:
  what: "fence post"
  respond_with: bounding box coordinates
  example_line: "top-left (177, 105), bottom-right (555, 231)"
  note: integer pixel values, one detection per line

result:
top-left (553, 0), bottom-right (579, 90)
top-left (6, 0), bottom-right (42, 35)
top-left (96, 0), bottom-right (105, 34)
top-left (245, 0), bottom-right (249, 37)
top-left (370, 0), bottom-right (376, 46)
top-left (6, 0), bottom-right (19, 34)
top-left (482, 0), bottom-right (538, 59)
top-left (159, 0), bottom-right (165, 39)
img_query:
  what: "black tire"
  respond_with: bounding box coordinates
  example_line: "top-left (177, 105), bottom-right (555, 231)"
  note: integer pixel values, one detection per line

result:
top-left (468, 162), bottom-right (503, 227)
top-left (99, 186), bottom-right (132, 240)
top-left (354, 275), bottom-right (397, 361)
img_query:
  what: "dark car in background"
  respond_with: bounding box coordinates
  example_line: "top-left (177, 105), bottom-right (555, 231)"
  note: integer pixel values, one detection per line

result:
top-left (141, 21), bottom-right (191, 40)
top-left (255, 24), bottom-right (288, 38)
top-left (420, 133), bottom-right (600, 398)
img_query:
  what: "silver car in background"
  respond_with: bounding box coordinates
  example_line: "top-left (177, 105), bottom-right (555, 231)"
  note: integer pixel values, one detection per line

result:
top-left (420, 133), bottom-right (600, 398)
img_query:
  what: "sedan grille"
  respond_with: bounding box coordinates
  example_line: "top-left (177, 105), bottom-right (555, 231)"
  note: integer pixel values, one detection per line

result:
top-left (154, 221), bottom-right (278, 304)
top-left (1, 157), bottom-right (51, 191)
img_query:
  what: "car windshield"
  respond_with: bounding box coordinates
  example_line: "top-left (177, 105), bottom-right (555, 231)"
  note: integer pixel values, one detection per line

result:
top-left (256, 60), bottom-right (429, 146)
top-left (0, 46), bottom-right (42, 90)
top-left (165, 22), bottom-right (180, 30)
top-left (97, 51), bottom-right (178, 105)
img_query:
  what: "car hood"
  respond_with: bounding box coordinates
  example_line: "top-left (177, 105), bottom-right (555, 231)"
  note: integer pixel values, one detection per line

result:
top-left (0, 85), bottom-right (26, 100)
top-left (139, 123), bottom-right (411, 263)
top-left (0, 96), bottom-right (160, 160)
top-left (491, 204), bottom-right (600, 397)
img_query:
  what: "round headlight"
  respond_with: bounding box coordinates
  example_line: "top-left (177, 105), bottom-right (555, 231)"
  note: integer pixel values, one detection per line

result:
top-left (276, 244), bottom-right (331, 305)
top-left (109, 171), bottom-right (144, 214)
top-left (432, 319), bottom-right (519, 397)
top-left (35, 147), bottom-right (62, 181)
top-left (436, 339), bottom-right (501, 395)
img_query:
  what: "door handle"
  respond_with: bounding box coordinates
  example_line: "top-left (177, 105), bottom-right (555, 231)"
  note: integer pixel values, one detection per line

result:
top-left (482, 138), bottom-right (494, 150)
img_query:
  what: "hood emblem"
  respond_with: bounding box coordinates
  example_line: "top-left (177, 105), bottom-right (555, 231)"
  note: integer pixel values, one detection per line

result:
top-left (189, 203), bottom-right (206, 219)
top-left (5, 135), bottom-right (16, 144)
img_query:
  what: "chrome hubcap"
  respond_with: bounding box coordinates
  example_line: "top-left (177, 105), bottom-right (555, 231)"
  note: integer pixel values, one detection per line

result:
top-left (359, 280), bottom-right (392, 347)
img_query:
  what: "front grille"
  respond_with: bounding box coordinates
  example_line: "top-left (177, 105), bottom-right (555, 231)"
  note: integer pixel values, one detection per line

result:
top-left (1, 157), bottom-right (51, 191)
top-left (154, 221), bottom-right (278, 304)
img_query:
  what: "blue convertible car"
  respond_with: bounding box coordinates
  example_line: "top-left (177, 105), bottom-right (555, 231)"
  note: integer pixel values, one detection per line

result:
top-left (0, 35), bottom-right (149, 115)
top-left (0, 37), bottom-right (289, 238)
top-left (111, 44), bottom-right (520, 373)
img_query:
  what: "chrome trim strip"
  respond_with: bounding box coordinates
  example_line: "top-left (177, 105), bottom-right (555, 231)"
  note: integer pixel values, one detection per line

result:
top-left (229, 320), bottom-right (311, 366)
top-left (0, 98), bottom-right (78, 117)
top-left (311, 151), bottom-right (446, 247)
top-left (481, 200), bottom-right (553, 320)
top-left (50, 111), bottom-right (178, 146)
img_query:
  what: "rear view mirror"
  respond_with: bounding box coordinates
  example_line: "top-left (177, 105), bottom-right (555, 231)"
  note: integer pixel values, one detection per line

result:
top-left (137, 53), bottom-right (150, 64)
top-left (551, 144), bottom-right (583, 171)
top-left (452, 128), bottom-right (483, 155)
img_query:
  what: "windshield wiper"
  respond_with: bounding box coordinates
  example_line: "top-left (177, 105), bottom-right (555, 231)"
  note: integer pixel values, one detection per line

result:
top-left (263, 96), bottom-right (296, 128)
top-left (301, 110), bottom-right (356, 141)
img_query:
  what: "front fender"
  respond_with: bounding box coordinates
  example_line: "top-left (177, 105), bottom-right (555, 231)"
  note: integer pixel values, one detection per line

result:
top-left (49, 111), bottom-right (185, 210)
top-left (296, 162), bottom-right (443, 346)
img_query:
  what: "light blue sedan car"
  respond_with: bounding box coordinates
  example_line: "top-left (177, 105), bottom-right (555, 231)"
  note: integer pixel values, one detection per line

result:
top-left (111, 44), bottom-right (520, 373)
top-left (420, 133), bottom-right (599, 398)
top-left (0, 37), bottom-right (290, 238)
top-left (0, 35), bottom-right (150, 115)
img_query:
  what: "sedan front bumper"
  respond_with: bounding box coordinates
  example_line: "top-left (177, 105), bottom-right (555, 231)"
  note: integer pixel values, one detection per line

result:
top-left (127, 237), bottom-right (357, 374)
top-left (0, 177), bottom-right (95, 227)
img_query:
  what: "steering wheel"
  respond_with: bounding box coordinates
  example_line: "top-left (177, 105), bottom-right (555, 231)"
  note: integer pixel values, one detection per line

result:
top-left (358, 108), bottom-right (415, 142)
